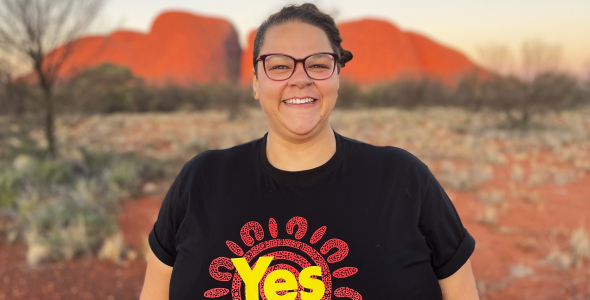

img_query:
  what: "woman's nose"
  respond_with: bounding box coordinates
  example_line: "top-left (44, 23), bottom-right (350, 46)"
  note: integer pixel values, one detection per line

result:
top-left (288, 61), bottom-right (312, 88)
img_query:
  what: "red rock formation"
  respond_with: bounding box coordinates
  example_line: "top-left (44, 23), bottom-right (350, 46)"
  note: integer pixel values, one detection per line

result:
top-left (337, 19), bottom-right (423, 85)
top-left (240, 18), bottom-right (484, 87)
top-left (46, 11), bottom-right (241, 85)
top-left (46, 12), bottom-right (482, 87)
top-left (239, 30), bottom-right (258, 86)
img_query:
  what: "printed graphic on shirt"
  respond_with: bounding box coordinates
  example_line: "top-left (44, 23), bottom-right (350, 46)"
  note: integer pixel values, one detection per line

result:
top-left (204, 216), bottom-right (362, 300)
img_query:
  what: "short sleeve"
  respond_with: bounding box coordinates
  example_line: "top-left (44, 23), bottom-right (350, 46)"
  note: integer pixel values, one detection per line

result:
top-left (148, 166), bottom-right (189, 267)
top-left (418, 168), bottom-right (476, 280)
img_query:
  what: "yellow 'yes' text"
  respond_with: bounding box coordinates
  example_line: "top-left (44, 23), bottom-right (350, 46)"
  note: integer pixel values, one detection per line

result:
top-left (231, 256), bottom-right (325, 300)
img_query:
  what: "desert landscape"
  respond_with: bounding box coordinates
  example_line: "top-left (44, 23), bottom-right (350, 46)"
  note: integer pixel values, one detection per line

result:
top-left (1, 106), bottom-right (590, 299)
top-left (1, 1), bottom-right (590, 299)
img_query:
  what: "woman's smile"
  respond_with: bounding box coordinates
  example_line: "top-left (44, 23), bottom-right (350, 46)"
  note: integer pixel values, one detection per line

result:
top-left (282, 97), bottom-right (318, 106)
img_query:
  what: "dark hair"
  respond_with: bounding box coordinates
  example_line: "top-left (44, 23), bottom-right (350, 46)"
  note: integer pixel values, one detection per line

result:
top-left (253, 3), bottom-right (353, 78)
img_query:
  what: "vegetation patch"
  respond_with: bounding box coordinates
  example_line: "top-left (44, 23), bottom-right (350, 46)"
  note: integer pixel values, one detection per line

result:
top-left (0, 140), bottom-right (171, 266)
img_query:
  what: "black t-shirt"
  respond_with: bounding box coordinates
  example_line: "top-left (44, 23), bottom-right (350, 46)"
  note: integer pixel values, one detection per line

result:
top-left (149, 130), bottom-right (475, 300)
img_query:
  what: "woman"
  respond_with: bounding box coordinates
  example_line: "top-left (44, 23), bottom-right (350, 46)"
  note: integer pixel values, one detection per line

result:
top-left (141, 3), bottom-right (479, 300)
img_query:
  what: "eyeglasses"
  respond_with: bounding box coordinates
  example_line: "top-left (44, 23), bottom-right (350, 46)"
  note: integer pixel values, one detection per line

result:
top-left (256, 52), bottom-right (340, 81)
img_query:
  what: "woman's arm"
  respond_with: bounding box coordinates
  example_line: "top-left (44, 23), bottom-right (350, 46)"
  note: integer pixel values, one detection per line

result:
top-left (139, 247), bottom-right (173, 300)
top-left (438, 258), bottom-right (480, 300)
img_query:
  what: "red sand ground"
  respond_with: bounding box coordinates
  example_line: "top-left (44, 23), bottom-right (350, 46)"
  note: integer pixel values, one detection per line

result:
top-left (0, 243), bottom-right (146, 300)
top-left (2, 151), bottom-right (589, 299)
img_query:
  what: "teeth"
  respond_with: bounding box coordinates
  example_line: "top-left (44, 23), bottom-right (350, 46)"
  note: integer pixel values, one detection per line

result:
top-left (283, 98), bottom-right (316, 104)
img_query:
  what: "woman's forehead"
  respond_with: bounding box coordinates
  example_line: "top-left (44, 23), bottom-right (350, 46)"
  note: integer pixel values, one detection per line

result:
top-left (260, 21), bottom-right (333, 56)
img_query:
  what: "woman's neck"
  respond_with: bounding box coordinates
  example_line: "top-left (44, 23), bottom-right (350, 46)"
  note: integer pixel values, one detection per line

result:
top-left (266, 125), bottom-right (336, 172)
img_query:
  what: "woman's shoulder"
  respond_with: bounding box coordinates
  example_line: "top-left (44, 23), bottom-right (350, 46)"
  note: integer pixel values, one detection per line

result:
top-left (180, 137), bottom-right (262, 174)
top-left (340, 133), bottom-right (430, 175)
top-left (341, 134), bottom-right (427, 164)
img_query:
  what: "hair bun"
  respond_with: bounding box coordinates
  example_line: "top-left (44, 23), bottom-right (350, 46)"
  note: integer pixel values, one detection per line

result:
top-left (339, 50), bottom-right (353, 68)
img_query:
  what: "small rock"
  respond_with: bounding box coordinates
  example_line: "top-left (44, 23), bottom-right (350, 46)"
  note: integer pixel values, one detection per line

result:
top-left (516, 238), bottom-right (538, 252)
top-left (26, 243), bottom-right (52, 267)
top-left (126, 249), bottom-right (138, 261)
top-left (98, 232), bottom-right (124, 263)
top-left (508, 263), bottom-right (534, 278)
top-left (12, 154), bottom-right (33, 171)
top-left (142, 182), bottom-right (158, 194)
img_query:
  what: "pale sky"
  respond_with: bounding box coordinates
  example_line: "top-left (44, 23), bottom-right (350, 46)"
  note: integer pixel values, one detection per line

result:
top-left (89, 0), bottom-right (590, 76)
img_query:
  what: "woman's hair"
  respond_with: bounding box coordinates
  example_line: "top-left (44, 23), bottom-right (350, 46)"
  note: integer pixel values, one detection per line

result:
top-left (253, 3), bottom-right (353, 78)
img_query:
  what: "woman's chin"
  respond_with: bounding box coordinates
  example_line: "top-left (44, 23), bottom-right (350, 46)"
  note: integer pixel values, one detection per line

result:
top-left (284, 121), bottom-right (321, 136)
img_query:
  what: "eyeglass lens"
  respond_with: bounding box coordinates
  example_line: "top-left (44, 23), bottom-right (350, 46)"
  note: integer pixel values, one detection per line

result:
top-left (264, 54), bottom-right (335, 80)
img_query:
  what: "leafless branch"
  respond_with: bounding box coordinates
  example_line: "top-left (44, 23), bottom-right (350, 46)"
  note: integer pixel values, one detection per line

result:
top-left (521, 39), bottom-right (562, 82)
top-left (0, 0), bottom-right (105, 158)
top-left (476, 42), bottom-right (516, 76)
top-left (0, 0), bottom-right (104, 85)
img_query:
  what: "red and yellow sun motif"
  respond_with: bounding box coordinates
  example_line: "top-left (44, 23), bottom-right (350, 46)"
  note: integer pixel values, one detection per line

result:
top-left (204, 216), bottom-right (362, 299)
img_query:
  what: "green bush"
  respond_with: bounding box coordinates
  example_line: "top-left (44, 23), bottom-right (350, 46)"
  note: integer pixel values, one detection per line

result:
top-left (0, 147), bottom-right (167, 265)
top-left (0, 169), bottom-right (20, 208)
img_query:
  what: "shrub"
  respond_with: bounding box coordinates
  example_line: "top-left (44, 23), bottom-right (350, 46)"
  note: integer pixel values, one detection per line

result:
top-left (0, 77), bottom-right (42, 116)
top-left (52, 63), bottom-right (256, 116)
top-left (456, 71), bottom-right (587, 128)
top-left (0, 169), bottom-right (20, 208)
top-left (0, 146), bottom-right (167, 266)
top-left (335, 80), bottom-right (363, 109)
top-left (6, 62), bottom-right (588, 133)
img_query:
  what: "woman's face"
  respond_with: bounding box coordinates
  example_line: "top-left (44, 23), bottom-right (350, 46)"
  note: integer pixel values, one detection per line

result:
top-left (253, 21), bottom-right (339, 138)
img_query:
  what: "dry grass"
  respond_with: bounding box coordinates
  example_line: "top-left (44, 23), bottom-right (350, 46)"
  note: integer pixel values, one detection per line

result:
top-left (44, 107), bottom-right (589, 177)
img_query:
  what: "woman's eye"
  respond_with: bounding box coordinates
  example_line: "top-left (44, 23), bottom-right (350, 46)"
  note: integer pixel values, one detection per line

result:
top-left (270, 65), bottom-right (289, 70)
top-left (310, 64), bottom-right (328, 69)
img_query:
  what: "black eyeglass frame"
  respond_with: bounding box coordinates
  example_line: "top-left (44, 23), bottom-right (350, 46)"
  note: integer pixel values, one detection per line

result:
top-left (255, 52), bottom-right (340, 81)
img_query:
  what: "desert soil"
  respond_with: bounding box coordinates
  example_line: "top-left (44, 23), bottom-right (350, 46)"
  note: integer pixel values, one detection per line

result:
top-left (2, 107), bottom-right (590, 299)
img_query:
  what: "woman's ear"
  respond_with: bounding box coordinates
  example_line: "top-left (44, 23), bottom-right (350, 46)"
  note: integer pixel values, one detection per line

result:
top-left (252, 68), bottom-right (259, 101)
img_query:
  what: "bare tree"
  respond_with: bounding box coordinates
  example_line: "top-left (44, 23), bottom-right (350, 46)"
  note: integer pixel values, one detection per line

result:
top-left (0, 0), bottom-right (105, 158)
top-left (473, 39), bottom-right (582, 129)
top-left (520, 39), bottom-right (562, 82)
top-left (476, 42), bottom-right (515, 77)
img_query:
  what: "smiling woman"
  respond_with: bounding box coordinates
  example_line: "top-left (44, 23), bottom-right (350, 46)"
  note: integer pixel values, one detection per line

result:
top-left (253, 21), bottom-right (339, 149)
top-left (140, 3), bottom-right (479, 300)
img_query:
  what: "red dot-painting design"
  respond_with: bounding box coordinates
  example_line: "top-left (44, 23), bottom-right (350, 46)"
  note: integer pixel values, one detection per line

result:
top-left (231, 239), bottom-right (332, 300)
top-left (205, 216), bottom-right (362, 299)
top-left (320, 238), bottom-right (349, 263)
top-left (332, 267), bottom-right (358, 278)
top-left (286, 216), bottom-right (308, 240)
top-left (226, 240), bottom-right (244, 256)
top-left (204, 288), bottom-right (231, 298)
top-left (240, 221), bottom-right (264, 246)
top-left (310, 226), bottom-right (326, 244)
top-left (269, 218), bottom-right (278, 238)
top-left (209, 257), bottom-right (234, 281)
top-left (334, 287), bottom-right (363, 300)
